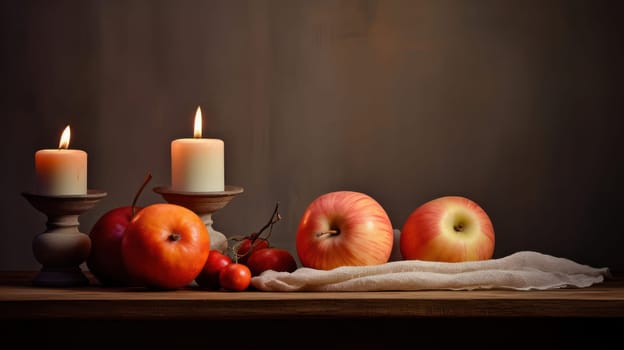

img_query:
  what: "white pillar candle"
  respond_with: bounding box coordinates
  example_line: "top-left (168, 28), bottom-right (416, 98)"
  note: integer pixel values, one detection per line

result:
top-left (171, 107), bottom-right (224, 192)
top-left (35, 125), bottom-right (87, 196)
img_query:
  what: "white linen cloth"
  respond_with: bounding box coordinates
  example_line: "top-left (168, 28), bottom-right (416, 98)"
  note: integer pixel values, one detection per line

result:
top-left (251, 251), bottom-right (610, 292)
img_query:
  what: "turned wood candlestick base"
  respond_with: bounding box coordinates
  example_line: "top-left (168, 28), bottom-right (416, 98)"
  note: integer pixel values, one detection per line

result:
top-left (22, 190), bottom-right (107, 287)
top-left (153, 186), bottom-right (244, 253)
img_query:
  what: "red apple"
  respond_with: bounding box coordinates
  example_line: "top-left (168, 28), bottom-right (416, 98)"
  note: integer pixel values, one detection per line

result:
top-left (87, 206), bottom-right (141, 286)
top-left (122, 203), bottom-right (210, 290)
top-left (86, 173), bottom-right (152, 286)
top-left (246, 247), bottom-right (298, 276)
top-left (400, 196), bottom-right (495, 262)
top-left (295, 191), bottom-right (394, 270)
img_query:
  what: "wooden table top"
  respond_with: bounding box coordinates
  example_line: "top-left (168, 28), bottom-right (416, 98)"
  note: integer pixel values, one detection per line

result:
top-left (1, 271), bottom-right (623, 320)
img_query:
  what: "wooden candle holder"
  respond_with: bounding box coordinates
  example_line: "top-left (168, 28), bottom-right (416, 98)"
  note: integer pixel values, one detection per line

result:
top-left (153, 186), bottom-right (244, 253)
top-left (22, 190), bottom-right (107, 287)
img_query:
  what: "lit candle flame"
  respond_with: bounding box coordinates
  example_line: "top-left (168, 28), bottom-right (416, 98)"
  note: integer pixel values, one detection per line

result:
top-left (194, 106), bottom-right (202, 138)
top-left (59, 125), bottom-right (71, 149)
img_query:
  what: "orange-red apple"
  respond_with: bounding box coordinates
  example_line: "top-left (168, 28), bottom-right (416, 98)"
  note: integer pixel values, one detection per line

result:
top-left (121, 203), bottom-right (210, 289)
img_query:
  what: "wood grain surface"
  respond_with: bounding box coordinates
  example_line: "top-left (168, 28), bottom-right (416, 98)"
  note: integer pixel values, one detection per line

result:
top-left (1, 271), bottom-right (622, 320)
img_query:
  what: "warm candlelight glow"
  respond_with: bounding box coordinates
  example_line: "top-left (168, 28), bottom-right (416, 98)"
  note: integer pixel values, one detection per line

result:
top-left (59, 125), bottom-right (71, 149)
top-left (36, 124), bottom-right (87, 195)
top-left (194, 106), bottom-right (202, 138)
top-left (172, 105), bottom-right (224, 192)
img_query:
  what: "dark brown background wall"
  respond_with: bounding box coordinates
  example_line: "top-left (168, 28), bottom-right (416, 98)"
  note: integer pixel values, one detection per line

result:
top-left (1, 0), bottom-right (622, 271)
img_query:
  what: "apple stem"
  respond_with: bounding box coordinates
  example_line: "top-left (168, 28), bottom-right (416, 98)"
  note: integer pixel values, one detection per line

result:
top-left (454, 224), bottom-right (464, 232)
top-left (168, 233), bottom-right (182, 242)
top-left (316, 229), bottom-right (340, 238)
top-left (132, 172), bottom-right (153, 218)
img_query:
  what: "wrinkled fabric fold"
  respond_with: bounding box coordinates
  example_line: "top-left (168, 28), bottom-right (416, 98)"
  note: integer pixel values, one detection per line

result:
top-left (251, 251), bottom-right (610, 292)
